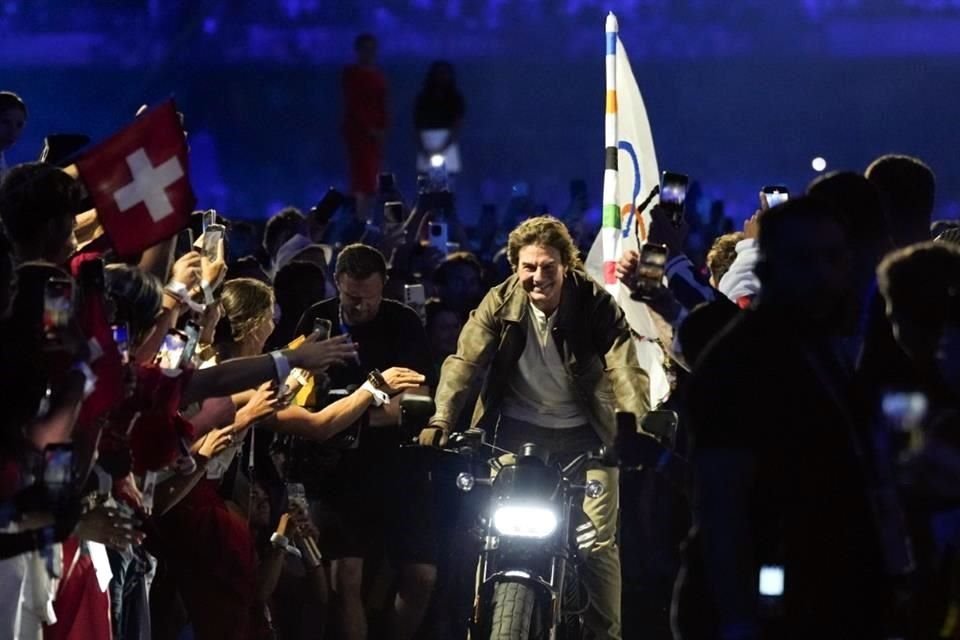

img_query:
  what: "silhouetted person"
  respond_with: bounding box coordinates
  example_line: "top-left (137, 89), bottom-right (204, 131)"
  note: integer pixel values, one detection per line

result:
top-left (866, 154), bottom-right (936, 248)
top-left (680, 197), bottom-right (887, 639)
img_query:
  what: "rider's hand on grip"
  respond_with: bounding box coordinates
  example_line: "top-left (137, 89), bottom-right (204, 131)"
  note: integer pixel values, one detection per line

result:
top-left (418, 426), bottom-right (448, 448)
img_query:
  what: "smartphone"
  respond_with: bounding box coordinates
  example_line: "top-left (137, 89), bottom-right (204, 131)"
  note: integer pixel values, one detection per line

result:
top-left (43, 278), bottom-right (74, 335)
top-left (759, 565), bottom-right (785, 597)
top-left (636, 243), bottom-right (669, 290)
top-left (203, 223), bottom-right (225, 261)
top-left (202, 209), bottom-right (217, 234)
top-left (111, 323), bottom-right (131, 365)
top-left (313, 317), bottom-right (332, 341)
top-left (43, 443), bottom-right (74, 503)
top-left (384, 201), bottom-right (404, 224)
top-left (77, 258), bottom-right (104, 295)
top-left (182, 321), bottom-right (201, 367)
top-left (659, 171), bottom-right (689, 221)
top-left (760, 185), bottom-right (790, 210)
top-left (175, 227), bottom-right (195, 257)
top-left (429, 222), bottom-right (449, 255)
top-left (310, 188), bottom-right (345, 226)
top-left (156, 329), bottom-right (188, 370)
top-left (404, 284), bottom-right (427, 323)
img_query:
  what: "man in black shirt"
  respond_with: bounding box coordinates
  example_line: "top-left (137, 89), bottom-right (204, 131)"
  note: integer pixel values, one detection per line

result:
top-left (295, 243), bottom-right (435, 640)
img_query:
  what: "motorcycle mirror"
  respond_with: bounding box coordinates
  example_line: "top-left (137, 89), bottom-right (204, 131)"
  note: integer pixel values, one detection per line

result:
top-left (641, 410), bottom-right (679, 445)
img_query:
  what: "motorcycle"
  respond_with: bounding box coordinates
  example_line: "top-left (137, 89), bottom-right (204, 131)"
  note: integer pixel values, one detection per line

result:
top-left (451, 410), bottom-right (679, 640)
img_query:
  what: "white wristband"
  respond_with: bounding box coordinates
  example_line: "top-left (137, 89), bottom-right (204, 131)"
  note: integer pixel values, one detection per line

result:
top-left (164, 282), bottom-right (206, 313)
top-left (360, 380), bottom-right (390, 407)
top-left (200, 279), bottom-right (215, 305)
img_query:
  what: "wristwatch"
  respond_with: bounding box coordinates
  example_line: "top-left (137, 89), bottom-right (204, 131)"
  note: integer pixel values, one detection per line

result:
top-left (367, 369), bottom-right (387, 390)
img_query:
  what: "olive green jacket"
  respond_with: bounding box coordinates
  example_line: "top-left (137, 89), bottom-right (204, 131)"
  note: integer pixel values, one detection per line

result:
top-left (431, 269), bottom-right (650, 445)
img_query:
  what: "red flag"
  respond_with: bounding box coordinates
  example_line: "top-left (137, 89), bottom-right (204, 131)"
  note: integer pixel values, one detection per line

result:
top-left (76, 100), bottom-right (195, 258)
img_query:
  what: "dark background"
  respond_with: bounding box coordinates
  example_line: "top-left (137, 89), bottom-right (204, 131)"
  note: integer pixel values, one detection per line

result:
top-left (4, 0), bottom-right (959, 227)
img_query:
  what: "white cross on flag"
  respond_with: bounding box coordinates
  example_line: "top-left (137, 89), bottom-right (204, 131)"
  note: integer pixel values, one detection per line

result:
top-left (76, 100), bottom-right (195, 258)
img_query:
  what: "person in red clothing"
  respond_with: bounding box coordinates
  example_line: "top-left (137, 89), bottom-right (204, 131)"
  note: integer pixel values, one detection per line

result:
top-left (342, 33), bottom-right (388, 219)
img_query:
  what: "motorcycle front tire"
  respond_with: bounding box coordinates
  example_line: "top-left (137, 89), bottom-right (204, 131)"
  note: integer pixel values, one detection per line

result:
top-left (488, 581), bottom-right (539, 640)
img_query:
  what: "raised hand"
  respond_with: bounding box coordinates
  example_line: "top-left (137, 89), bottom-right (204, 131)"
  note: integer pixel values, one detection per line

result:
top-left (171, 251), bottom-right (202, 290)
top-left (647, 204), bottom-right (689, 256)
top-left (616, 250), bottom-right (641, 292)
top-left (290, 334), bottom-right (358, 372)
top-left (75, 505), bottom-right (145, 550)
top-left (198, 427), bottom-right (236, 459)
top-left (381, 367), bottom-right (426, 395)
top-left (235, 381), bottom-right (279, 428)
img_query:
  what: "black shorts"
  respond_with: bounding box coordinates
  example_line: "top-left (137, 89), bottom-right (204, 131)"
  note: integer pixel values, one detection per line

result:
top-left (310, 433), bottom-right (438, 565)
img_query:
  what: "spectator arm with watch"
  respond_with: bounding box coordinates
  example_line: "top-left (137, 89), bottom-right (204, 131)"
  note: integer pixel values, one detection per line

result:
top-left (271, 367), bottom-right (426, 441)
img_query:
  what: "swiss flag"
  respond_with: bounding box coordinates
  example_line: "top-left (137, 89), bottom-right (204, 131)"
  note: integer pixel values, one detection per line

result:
top-left (76, 100), bottom-right (195, 258)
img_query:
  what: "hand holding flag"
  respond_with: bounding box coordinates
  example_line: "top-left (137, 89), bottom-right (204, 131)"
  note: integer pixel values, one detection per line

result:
top-left (74, 100), bottom-right (195, 258)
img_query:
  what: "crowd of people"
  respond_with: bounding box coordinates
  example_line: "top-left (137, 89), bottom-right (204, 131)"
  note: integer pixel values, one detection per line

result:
top-left (1, 31), bottom-right (960, 640)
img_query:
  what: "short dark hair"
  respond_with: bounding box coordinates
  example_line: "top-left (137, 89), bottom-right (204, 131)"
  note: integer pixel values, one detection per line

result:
top-left (507, 215), bottom-right (582, 270)
top-left (866, 154), bottom-right (936, 242)
top-left (0, 92), bottom-right (27, 117)
top-left (807, 171), bottom-right (889, 251)
top-left (105, 263), bottom-right (163, 343)
top-left (355, 33), bottom-right (377, 51)
top-left (433, 251), bottom-right (482, 286)
top-left (878, 241), bottom-right (960, 329)
top-left (0, 162), bottom-right (83, 253)
top-left (263, 206), bottom-right (307, 258)
top-left (756, 196), bottom-right (843, 272)
top-left (335, 243), bottom-right (387, 281)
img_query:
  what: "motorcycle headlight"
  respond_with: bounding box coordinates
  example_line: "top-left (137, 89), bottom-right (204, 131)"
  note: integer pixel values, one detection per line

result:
top-left (492, 505), bottom-right (558, 539)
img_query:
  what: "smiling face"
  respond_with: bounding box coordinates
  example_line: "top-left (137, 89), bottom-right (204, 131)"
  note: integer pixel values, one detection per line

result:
top-left (516, 244), bottom-right (567, 315)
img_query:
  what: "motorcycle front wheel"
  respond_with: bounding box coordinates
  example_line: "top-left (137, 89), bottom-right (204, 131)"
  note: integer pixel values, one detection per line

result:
top-left (488, 581), bottom-right (539, 640)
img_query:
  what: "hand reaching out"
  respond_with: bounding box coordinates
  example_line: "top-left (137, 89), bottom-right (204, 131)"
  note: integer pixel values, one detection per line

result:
top-left (75, 505), bottom-right (145, 550)
top-left (171, 251), bottom-right (202, 290)
top-left (381, 367), bottom-right (426, 395)
top-left (235, 381), bottom-right (279, 429)
top-left (616, 250), bottom-right (641, 292)
top-left (290, 334), bottom-right (358, 372)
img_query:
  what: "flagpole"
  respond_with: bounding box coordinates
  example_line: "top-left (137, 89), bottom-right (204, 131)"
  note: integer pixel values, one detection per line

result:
top-left (601, 12), bottom-right (621, 294)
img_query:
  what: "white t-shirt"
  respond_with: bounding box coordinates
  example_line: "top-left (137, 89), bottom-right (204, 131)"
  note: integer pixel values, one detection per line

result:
top-left (500, 304), bottom-right (589, 429)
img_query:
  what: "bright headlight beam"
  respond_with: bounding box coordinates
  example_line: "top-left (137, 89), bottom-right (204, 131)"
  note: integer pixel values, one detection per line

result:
top-left (493, 505), bottom-right (559, 539)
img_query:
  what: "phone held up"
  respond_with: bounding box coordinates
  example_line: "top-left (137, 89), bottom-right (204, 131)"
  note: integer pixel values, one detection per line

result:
top-left (659, 171), bottom-right (689, 226)
top-left (635, 243), bottom-right (669, 294)
top-left (203, 224), bottom-right (226, 262)
top-left (760, 185), bottom-right (789, 210)
top-left (43, 277), bottom-right (74, 338)
top-left (404, 284), bottom-right (427, 324)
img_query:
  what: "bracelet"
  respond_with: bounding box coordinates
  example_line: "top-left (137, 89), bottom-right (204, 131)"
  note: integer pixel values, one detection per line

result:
top-left (200, 279), bottom-right (215, 305)
top-left (270, 532), bottom-right (303, 558)
top-left (164, 284), bottom-right (206, 313)
top-left (360, 380), bottom-right (390, 407)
